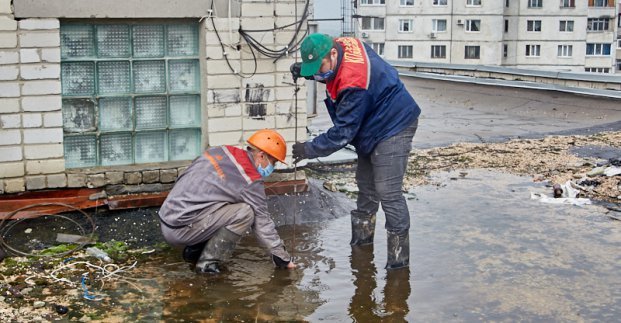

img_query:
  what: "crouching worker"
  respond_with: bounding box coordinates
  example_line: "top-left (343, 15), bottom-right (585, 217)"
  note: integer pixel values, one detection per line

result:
top-left (158, 129), bottom-right (296, 274)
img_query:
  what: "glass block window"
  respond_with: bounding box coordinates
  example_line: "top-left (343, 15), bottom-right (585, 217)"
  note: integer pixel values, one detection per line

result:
top-left (61, 23), bottom-right (201, 168)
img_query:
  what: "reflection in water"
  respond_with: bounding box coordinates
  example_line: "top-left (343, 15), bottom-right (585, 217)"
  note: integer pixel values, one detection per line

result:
top-left (349, 244), bottom-right (411, 322)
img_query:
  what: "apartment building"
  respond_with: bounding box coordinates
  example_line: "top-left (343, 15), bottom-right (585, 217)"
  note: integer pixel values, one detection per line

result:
top-left (355, 0), bottom-right (619, 73)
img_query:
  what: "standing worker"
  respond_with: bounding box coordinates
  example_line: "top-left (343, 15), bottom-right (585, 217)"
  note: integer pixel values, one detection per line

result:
top-left (290, 33), bottom-right (421, 270)
top-left (159, 129), bottom-right (296, 274)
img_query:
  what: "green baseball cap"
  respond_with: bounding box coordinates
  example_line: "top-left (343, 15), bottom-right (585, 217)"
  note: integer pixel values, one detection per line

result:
top-left (300, 33), bottom-right (333, 77)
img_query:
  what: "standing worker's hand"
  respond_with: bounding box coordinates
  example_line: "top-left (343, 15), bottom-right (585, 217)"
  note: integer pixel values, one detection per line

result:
top-left (292, 142), bottom-right (307, 164)
top-left (290, 62), bottom-right (302, 82)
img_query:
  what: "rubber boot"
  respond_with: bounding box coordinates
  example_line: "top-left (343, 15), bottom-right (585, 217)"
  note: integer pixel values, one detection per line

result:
top-left (195, 228), bottom-right (242, 274)
top-left (182, 241), bottom-right (207, 265)
top-left (350, 210), bottom-right (376, 246)
top-left (385, 231), bottom-right (409, 270)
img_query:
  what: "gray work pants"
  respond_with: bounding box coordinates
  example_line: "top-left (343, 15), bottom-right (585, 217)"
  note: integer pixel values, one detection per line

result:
top-left (355, 120), bottom-right (418, 235)
top-left (160, 203), bottom-right (254, 247)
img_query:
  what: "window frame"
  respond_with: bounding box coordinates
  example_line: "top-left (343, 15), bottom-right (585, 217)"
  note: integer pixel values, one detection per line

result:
top-left (587, 18), bottom-right (610, 32)
top-left (559, 20), bottom-right (574, 32)
top-left (464, 45), bottom-right (480, 59)
top-left (399, 19), bottom-right (414, 32)
top-left (432, 19), bottom-right (447, 32)
top-left (372, 42), bottom-right (385, 56)
top-left (433, 0), bottom-right (448, 5)
top-left (361, 17), bottom-right (386, 31)
top-left (431, 45), bottom-right (446, 58)
top-left (527, 20), bottom-right (542, 32)
top-left (586, 43), bottom-right (611, 56)
top-left (557, 44), bottom-right (573, 57)
top-left (359, 0), bottom-right (386, 5)
top-left (466, 0), bottom-right (482, 6)
top-left (465, 19), bottom-right (481, 32)
top-left (560, 0), bottom-right (575, 8)
top-left (525, 44), bottom-right (541, 57)
top-left (528, 0), bottom-right (543, 8)
top-left (398, 45), bottom-right (414, 58)
top-left (399, 0), bottom-right (415, 6)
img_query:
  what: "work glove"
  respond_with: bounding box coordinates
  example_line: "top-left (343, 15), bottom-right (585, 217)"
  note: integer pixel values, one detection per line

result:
top-left (289, 62), bottom-right (313, 82)
top-left (292, 142), bottom-right (307, 164)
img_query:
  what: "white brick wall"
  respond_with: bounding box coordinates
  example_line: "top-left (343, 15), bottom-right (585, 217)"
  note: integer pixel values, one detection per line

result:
top-left (0, 98), bottom-right (20, 112)
top-left (0, 50), bottom-right (18, 64)
top-left (26, 159), bottom-right (64, 175)
top-left (0, 146), bottom-right (22, 162)
top-left (18, 19), bottom-right (59, 30)
top-left (19, 31), bottom-right (60, 48)
top-left (207, 116), bottom-right (242, 132)
top-left (22, 113), bottom-right (42, 128)
top-left (23, 128), bottom-right (62, 144)
top-left (22, 80), bottom-right (61, 95)
top-left (22, 95), bottom-right (62, 111)
top-left (0, 32), bottom-right (17, 48)
top-left (0, 16), bottom-right (17, 31)
top-left (0, 129), bottom-right (21, 145)
top-left (0, 113), bottom-right (20, 128)
top-left (20, 48), bottom-right (41, 63)
top-left (20, 63), bottom-right (60, 80)
top-left (0, 162), bottom-right (24, 178)
top-left (0, 82), bottom-right (20, 97)
top-left (24, 143), bottom-right (63, 159)
top-left (0, 64), bottom-right (18, 80)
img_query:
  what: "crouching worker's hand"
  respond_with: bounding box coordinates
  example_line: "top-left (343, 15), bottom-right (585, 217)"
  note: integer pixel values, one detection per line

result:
top-left (272, 254), bottom-right (296, 269)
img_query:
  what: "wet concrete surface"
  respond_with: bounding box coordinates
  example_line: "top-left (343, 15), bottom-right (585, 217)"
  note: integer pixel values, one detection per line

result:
top-left (75, 170), bottom-right (620, 322)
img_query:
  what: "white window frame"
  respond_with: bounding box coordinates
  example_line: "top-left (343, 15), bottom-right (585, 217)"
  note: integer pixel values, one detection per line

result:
top-left (432, 19), bottom-right (447, 32)
top-left (503, 44), bottom-right (508, 58)
top-left (528, 0), bottom-right (542, 8)
top-left (372, 42), bottom-right (385, 56)
top-left (400, 0), bottom-right (414, 6)
top-left (592, 0), bottom-right (608, 7)
top-left (398, 45), bottom-right (413, 58)
top-left (361, 17), bottom-right (385, 31)
top-left (560, 0), bottom-right (575, 8)
top-left (464, 45), bottom-right (480, 59)
top-left (525, 44), bottom-right (541, 57)
top-left (559, 20), bottom-right (574, 32)
top-left (399, 19), bottom-right (414, 32)
top-left (465, 20), bottom-right (481, 32)
top-left (616, 59), bottom-right (621, 71)
top-left (585, 67), bottom-right (610, 73)
top-left (431, 45), bottom-right (446, 58)
top-left (360, 0), bottom-right (386, 5)
top-left (433, 0), bottom-right (448, 5)
top-left (586, 43), bottom-right (611, 56)
top-left (466, 0), bottom-right (482, 6)
top-left (557, 45), bottom-right (573, 57)
top-left (587, 18), bottom-right (609, 32)
top-left (527, 20), bottom-right (542, 32)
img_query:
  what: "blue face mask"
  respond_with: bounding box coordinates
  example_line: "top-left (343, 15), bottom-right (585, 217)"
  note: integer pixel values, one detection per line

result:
top-left (257, 162), bottom-right (274, 178)
top-left (313, 69), bottom-right (335, 82)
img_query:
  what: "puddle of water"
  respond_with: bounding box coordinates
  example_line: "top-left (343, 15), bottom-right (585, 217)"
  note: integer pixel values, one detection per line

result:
top-left (101, 169), bottom-right (620, 322)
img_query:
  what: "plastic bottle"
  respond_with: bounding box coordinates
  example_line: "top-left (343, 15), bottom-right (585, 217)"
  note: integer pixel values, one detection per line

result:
top-left (86, 247), bottom-right (112, 262)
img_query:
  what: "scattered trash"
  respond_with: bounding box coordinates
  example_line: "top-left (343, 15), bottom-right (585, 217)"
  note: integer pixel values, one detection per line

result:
top-left (323, 181), bottom-right (338, 192)
top-left (33, 301), bottom-right (45, 308)
top-left (86, 247), bottom-right (112, 262)
top-left (532, 180), bottom-right (592, 206)
top-left (603, 167), bottom-right (621, 177)
top-left (56, 233), bottom-right (95, 244)
top-left (81, 275), bottom-right (103, 301)
top-left (24, 228), bottom-right (32, 234)
top-left (53, 304), bottom-right (69, 315)
top-left (577, 179), bottom-right (600, 187)
top-left (553, 184), bottom-right (563, 198)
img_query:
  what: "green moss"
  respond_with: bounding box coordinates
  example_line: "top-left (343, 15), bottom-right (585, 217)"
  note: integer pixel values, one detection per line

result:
top-left (37, 244), bottom-right (79, 256)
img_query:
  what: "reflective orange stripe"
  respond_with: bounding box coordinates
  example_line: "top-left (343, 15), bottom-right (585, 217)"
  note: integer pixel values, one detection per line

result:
top-left (204, 151), bottom-right (225, 179)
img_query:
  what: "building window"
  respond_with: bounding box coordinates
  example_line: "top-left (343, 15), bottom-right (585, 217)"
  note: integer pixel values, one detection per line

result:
top-left (525, 44), bottom-right (541, 56)
top-left (360, 0), bottom-right (386, 5)
top-left (465, 20), bottom-right (481, 32)
top-left (432, 19), bottom-right (447, 32)
top-left (560, 0), bottom-right (575, 7)
top-left (616, 59), bottom-right (621, 71)
top-left (503, 44), bottom-right (508, 58)
top-left (361, 17), bottom-right (385, 30)
top-left (60, 23), bottom-right (201, 168)
top-left (590, 0), bottom-right (612, 7)
top-left (528, 0), bottom-right (542, 8)
top-left (557, 45), bottom-right (573, 57)
top-left (587, 18), bottom-right (610, 31)
top-left (559, 20), bottom-right (574, 32)
top-left (506, 0), bottom-right (510, 7)
top-left (466, 0), bottom-right (481, 6)
top-left (586, 43), bottom-right (611, 55)
top-left (618, 39), bottom-right (621, 47)
top-left (504, 20), bottom-right (509, 32)
top-left (431, 45), bottom-right (446, 58)
top-left (527, 20), bottom-right (542, 32)
top-left (433, 0), bottom-right (448, 5)
top-left (398, 45), bottom-right (413, 58)
top-left (585, 67), bottom-right (610, 73)
top-left (400, 0), bottom-right (414, 6)
top-left (465, 46), bottom-right (480, 59)
top-left (399, 19), bottom-right (414, 32)
top-left (372, 43), bottom-right (385, 56)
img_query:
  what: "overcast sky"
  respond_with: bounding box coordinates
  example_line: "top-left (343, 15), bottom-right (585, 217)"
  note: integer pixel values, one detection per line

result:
top-left (313, 0), bottom-right (343, 36)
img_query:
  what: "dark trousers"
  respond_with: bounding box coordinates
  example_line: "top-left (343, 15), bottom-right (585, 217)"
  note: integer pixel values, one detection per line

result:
top-left (355, 119), bottom-right (418, 235)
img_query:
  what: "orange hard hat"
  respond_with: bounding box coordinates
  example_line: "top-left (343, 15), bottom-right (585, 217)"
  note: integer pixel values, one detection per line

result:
top-left (247, 129), bottom-right (287, 163)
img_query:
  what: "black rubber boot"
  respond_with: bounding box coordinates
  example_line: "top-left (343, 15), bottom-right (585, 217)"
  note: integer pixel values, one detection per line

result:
top-left (385, 231), bottom-right (409, 270)
top-left (182, 241), bottom-right (207, 265)
top-left (195, 228), bottom-right (242, 274)
top-left (350, 210), bottom-right (376, 246)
